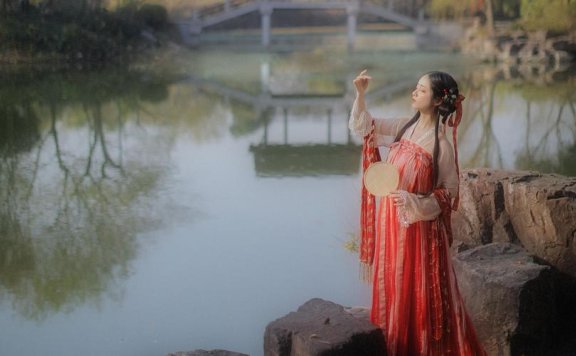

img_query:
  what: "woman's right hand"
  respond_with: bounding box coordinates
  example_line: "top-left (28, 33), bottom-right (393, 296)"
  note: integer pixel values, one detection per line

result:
top-left (353, 69), bottom-right (371, 95)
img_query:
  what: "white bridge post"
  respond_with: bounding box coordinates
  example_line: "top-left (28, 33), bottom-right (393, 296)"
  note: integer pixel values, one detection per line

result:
top-left (260, 56), bottom-right (270, 93)
top-left (185, 9), bottom-right (202, 47)
top-left (347, 2), bottom-right (359, 51)
top-left (260, 1), bottom-right (273, 47)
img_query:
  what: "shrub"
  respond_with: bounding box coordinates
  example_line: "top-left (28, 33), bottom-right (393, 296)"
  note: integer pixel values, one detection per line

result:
top-left (520, 0), bottom-right (576, 33)
top-left (136, 4), bottom-right (168, 30)
top-left (427, 0), bottom-right (478, 20)
top-left (0, 4), bottom-right (150, 61)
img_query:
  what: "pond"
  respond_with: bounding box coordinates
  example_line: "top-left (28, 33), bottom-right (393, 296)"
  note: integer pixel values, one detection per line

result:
top-left (0, 47), bottom-right (574, 356)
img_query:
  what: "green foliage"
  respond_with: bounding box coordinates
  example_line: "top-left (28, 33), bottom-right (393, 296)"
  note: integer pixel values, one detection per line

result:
top-left (0, 1), bottom-right (169, 62)
top-left (515, 143), bottom-right (576, 176)
top-left (427, 0), bottom-right (478, 19)
top-left (497, 78), bottom-right (575, 103)
top-left (0, 102), bottom-right (40, 155)
top-left (136, 4), bottom-right (168, 30)
top-left (496, 0), bottom-right (521, 19)
top-left (0, 0), bottom-right (19, 15)
top-left (520, 0), bottom-right (576, 33)
top-left (229, 101), bottom-right (270, 137)
top-left (108, 1), bottom-right (168, 30)
top-left (428, 0), bottom-right (575, 32)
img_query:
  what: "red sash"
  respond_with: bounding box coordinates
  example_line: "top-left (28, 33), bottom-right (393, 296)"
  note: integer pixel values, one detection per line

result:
top-left (359, 122), bottom-right (380, 278)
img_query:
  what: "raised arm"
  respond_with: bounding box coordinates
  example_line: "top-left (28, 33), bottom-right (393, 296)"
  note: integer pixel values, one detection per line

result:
top-left (348, 69), bottom-right (371, 136)
top-left (348, 70), bottom-right (410, 138)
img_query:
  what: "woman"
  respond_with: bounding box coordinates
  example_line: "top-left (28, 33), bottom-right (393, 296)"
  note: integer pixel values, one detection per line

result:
top-left (349, 70), bottom-right (486, 356)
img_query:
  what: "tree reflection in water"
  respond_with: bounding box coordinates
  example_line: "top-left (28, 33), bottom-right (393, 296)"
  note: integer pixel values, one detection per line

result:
top-left (512, 68), bottom-right (576, 176)
top-left (0, 67), bottom-right (177, 321)
top-left (457, 63), bottom-right (576, 175)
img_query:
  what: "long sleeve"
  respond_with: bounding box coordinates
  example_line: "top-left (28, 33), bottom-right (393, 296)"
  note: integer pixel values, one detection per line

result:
top-left (401, 137), bottom-right (459, 224)
top-left (348, 96), bottom-right (372, 137)
top-left (348, 96), bottom-right (409, 141)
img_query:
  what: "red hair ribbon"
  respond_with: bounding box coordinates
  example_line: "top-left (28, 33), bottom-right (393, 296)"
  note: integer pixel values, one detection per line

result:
top-left (446, 94), bottom-right (465, 210)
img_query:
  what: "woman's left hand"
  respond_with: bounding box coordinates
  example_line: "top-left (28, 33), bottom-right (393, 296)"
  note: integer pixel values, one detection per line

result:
top-left (389, 190), bottom-right (407, 207)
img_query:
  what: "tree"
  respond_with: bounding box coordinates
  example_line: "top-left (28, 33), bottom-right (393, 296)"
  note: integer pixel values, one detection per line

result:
top-left (0, 0), bottom-right (19, 15)
top-left (428, 0), bottom-right (483, 19)
top-left (520, 0), bottom-right (576, 33)
top-left (484, 0), bottom-right (494, 35)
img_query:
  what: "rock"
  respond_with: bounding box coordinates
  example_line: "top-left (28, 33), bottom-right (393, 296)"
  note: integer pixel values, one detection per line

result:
top-left (453, 169), bottom-right (524, 246)
top-left (263, 298), bottom-right (385, 356)
top-left (453, 168), bottom-right (576, 277)
top-left (461, 23), bottom-right (576, 64)
top-left (452, 243), bottom-right (575, 356)
top-left (503, 172), bottom-right (576, 277)
top-left (166, 350), bottom-right (248, 356)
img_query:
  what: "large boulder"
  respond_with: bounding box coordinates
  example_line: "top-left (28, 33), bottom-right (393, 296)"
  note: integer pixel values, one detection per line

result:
top-left (453, 169), bottom-right (523, 246)
top-left (503, 172), bottom-right (576, 277)
top-left (452, 242), bottom-right (575, 356)
top-left (264, 298), bottom-right (385, 356)
top-left (453, 168), bottom-right (576, 277)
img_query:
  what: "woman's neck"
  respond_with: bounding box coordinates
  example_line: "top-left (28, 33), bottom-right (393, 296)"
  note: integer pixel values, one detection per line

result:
top-left (418, 111), bottom-right (437, 130)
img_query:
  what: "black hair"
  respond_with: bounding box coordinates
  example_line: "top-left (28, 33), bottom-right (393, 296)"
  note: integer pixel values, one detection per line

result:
top-left (392, 71), bottom-right (460, 190)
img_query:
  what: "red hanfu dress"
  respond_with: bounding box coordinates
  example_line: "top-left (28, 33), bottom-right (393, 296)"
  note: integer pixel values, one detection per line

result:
top-left (350, 103), bottom-right (486, 356)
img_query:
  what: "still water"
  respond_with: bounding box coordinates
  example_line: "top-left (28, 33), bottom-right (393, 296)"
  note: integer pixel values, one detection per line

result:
top-left (0, 48), bottom-right (574, 356)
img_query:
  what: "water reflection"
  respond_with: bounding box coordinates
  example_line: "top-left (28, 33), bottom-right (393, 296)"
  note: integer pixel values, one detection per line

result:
top-left (186, 54), bottom-right (416, 177)
top-left (0, 67), bottom-right (177, 320)
top-left (190, 50), bottom-right (575, 176)
top-left (250, 107), bottom-right (361, 176)
top-left (458, 63), bottom-right (576, 175)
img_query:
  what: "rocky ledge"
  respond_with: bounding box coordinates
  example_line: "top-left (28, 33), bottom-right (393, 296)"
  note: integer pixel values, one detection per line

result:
top-left (462, 24), bottom-right (576, 64)
top-left (264, 298), bottom-right (382, 356)
top-left (452, 243), bottom-right (576, 355)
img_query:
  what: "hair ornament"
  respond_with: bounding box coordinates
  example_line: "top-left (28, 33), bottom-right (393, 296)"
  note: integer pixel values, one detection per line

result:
top-left (442, 87), bottom-right (459, 106)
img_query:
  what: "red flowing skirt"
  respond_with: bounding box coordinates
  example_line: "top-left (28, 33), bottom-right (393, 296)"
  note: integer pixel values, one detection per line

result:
top-left (370, 140), bottom-right (486, 356)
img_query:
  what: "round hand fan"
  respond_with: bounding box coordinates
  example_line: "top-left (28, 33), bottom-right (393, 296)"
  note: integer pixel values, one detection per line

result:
top-left (363, 162), bottom-right (399, 196)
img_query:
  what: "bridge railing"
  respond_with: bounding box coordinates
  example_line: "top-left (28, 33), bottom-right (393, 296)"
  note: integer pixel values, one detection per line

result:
top-left (193, 0), bottom-right (425, 23)
top-left (361, 0), bottom-right (427, 19)
top-left (196, 0), bottom-right (254, 19)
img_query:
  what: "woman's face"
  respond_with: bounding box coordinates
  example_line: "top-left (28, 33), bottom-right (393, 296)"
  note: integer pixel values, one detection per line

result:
top-left (411, 75), bottom-right (436, 112)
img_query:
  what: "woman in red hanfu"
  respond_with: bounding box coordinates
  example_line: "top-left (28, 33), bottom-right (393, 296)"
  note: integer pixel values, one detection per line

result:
top-left (349, 70), bottom-right (486, 356)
